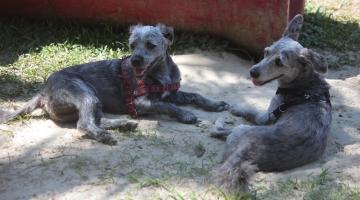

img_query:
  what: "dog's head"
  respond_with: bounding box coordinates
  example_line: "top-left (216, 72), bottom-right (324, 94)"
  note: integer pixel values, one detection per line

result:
top-left (249, 15), bottom-right (328, 87)
top-left (128, 23), bottom-right (174, 76)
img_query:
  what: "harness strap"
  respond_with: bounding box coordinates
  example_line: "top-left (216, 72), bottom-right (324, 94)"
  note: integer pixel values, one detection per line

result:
top-left (272, 88), bottom-right (331, 119)
top-left (118, 62), bottom-right (138, 117)
top-left (118, 59), bottom-right (180, 118)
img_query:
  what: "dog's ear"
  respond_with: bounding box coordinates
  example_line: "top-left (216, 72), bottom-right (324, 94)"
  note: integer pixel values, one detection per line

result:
top-left (156, 23), bottom-right (174, 45)
top-left (129, 24), bottom-right (143, 34)
top-left (282, 14), bottom-right (303, 41)
top-left (298, 48), bottom-right (328, 73)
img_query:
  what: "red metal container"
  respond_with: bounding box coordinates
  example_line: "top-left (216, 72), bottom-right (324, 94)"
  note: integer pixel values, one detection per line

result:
top-left (0, 0), bottom-right (304, 54)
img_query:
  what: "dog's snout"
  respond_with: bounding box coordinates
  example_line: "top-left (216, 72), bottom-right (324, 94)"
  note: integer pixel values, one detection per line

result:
top-left (250, 69), bottom-right (260, 78)
top-left (130, 55), bottom-right (144, 67)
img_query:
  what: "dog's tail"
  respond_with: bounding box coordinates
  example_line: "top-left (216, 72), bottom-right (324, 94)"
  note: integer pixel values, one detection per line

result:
top-left (0, 94), bottom-right (42, 124)
top-left (210, 117), bottom-right (232, 138)
top-left (214, 144), bottom-right (257, 193)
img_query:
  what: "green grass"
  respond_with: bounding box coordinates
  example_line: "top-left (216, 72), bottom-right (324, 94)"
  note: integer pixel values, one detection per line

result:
top-left (252, 169), bottom-right (360, 200)
top-left (209, 169), bottom-right (360, 200)
top-left (300, 0), bottom-right (360, 67)
top-left (120, 169), bottom-right (360, 200)
top-left (194, 142), bottom-right (206, 158)
top-left (0, 129), bottom-right (14, 137)
top-left (300, 1), bottom-right (360, 52)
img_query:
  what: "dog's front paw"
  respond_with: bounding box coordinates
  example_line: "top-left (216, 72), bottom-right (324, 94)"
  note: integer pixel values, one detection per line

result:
top-left (206, 101), bottom-right (230, 112)
top-left (177, 111), bottom-right (198, 124)
top-left (97, 131), bottom-right (117, 145)
top-left (122, 120), bottom-right (138, 131)
top-left (229, 104), bottom-right (247, 117)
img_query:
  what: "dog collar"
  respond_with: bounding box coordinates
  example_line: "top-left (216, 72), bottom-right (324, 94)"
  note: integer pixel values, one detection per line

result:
top-left (272, 87), bottom-right (331, 119)
top-left (118, 58), bottom-right (180, 118)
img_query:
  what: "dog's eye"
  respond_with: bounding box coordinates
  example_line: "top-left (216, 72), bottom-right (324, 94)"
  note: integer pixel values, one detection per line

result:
top-left (146, 42), bottom-right (157, 49)
top-left (275, 57), bottom-right (283, 66)
top-left (130, 43), bottom-right (136, 50)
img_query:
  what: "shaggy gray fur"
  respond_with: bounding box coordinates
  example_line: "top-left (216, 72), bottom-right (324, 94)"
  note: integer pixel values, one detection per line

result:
top-left (211, 15), bottom-right (332, 192)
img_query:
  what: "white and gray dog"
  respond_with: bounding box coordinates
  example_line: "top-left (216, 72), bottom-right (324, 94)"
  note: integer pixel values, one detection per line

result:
top-left (0, 24), bottom-right (228, 145)
top-left (211, 15), bottom-right (332, 191)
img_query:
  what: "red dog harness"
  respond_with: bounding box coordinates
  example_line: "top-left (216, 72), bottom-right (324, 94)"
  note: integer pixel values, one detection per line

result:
top-left (118, 59), bottom-right (180, 118)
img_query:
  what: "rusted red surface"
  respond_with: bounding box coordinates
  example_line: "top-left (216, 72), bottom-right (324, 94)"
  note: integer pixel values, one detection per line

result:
top-left (0, 0), bottom-right (304, 54)
top-left (289, 0), bottom-right (305, 20)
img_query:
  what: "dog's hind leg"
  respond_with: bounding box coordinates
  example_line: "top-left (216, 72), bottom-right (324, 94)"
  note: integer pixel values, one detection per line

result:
top-left (75, 95), bottom-right (117, 145)
top-left (45, 78), bottom-right (117, 145)
top-left (164, 91), bottom-right (229, 112)
top-left (213, 125), bottom-right (267, 192)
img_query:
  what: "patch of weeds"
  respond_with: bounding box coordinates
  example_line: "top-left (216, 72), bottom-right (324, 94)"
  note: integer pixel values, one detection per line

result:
top-left (301, 0), bottom-right (360, 67)
top-left (189, 167), bottom-right (210, 177)
top-left (110, 154), bottom-right (140, 171)
top-left (57, 169), bottom-right (65, 177)
top-left (65, 156), bottom-right (93, 177)
top-left (125, 154), bottom-right (140, 167)
top-left (1, 113), bottom-right (34, 125)
top-left (139, 177), bottom-right (164, 188)
top-left (208, 168), bottom-right (360, 200)
top-left (194, 142), bottom-right (206, 158)
top-left (127, 169), bottom-right (167, 189)
top-left (167, 190), bottom-right (187, 200)
top-left (304, 183), bottom-right (360, 200)
top-left (72, 159), bottom-right (88, 176)
top-left (255, 168), bottom-right (360, 200)
top-left (99, 153), bottom-right (146, 184)
top-left (169, 159), bottom-right (213, 178)
top-left (173, 161), bottom-right (191, 177)
top-left (12, 114), bottom-right (32, 124)
top-left (99, 168), bottom-right (117, 184)
top-left (210, 186), bottom-right (255, 200)
top-left (126, 168), bottom-right (145, 184)
top-left (0, 129), bottom-right (15, 137)
top-left (301, 0), bottom-right (360, 52)
top-left (187, 192), bottom-right (199, 200)
top-left (206, 150), bottom-right (219, 165)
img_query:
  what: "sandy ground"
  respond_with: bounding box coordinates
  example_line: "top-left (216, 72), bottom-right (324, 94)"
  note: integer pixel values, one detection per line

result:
top-left (0, 51), bottom-right (359, 199)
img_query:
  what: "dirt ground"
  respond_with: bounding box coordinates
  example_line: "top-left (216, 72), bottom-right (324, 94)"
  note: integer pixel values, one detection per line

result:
top-left (0, 51), bottom-right (359, 199)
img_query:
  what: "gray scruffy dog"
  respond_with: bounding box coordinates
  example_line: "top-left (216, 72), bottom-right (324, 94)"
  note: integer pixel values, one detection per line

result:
top-left (211, 15), bottom-right (332, 192)
top-left (0, 24), bottom-right (228, 145)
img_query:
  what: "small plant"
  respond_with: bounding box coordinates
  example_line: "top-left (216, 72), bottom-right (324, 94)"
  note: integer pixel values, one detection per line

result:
top-left (194, 142), bottom-right (206, 158)
top-left (63, 157), bottom-right (92, 177)
top-left (139, 177), bottom-right (164, 188)
top-left (0, 129), bottom-right (14, 137)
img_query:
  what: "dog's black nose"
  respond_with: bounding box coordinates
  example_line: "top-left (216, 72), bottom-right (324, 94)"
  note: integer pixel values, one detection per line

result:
top-left (130, 55), bottom-right (144, 67)
top-left (250, 69), bottom-right (260, 78)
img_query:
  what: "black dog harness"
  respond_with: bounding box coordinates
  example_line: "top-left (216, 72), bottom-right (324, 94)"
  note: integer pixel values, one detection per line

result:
top-left (271, 87), bottom-right (331, 119)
